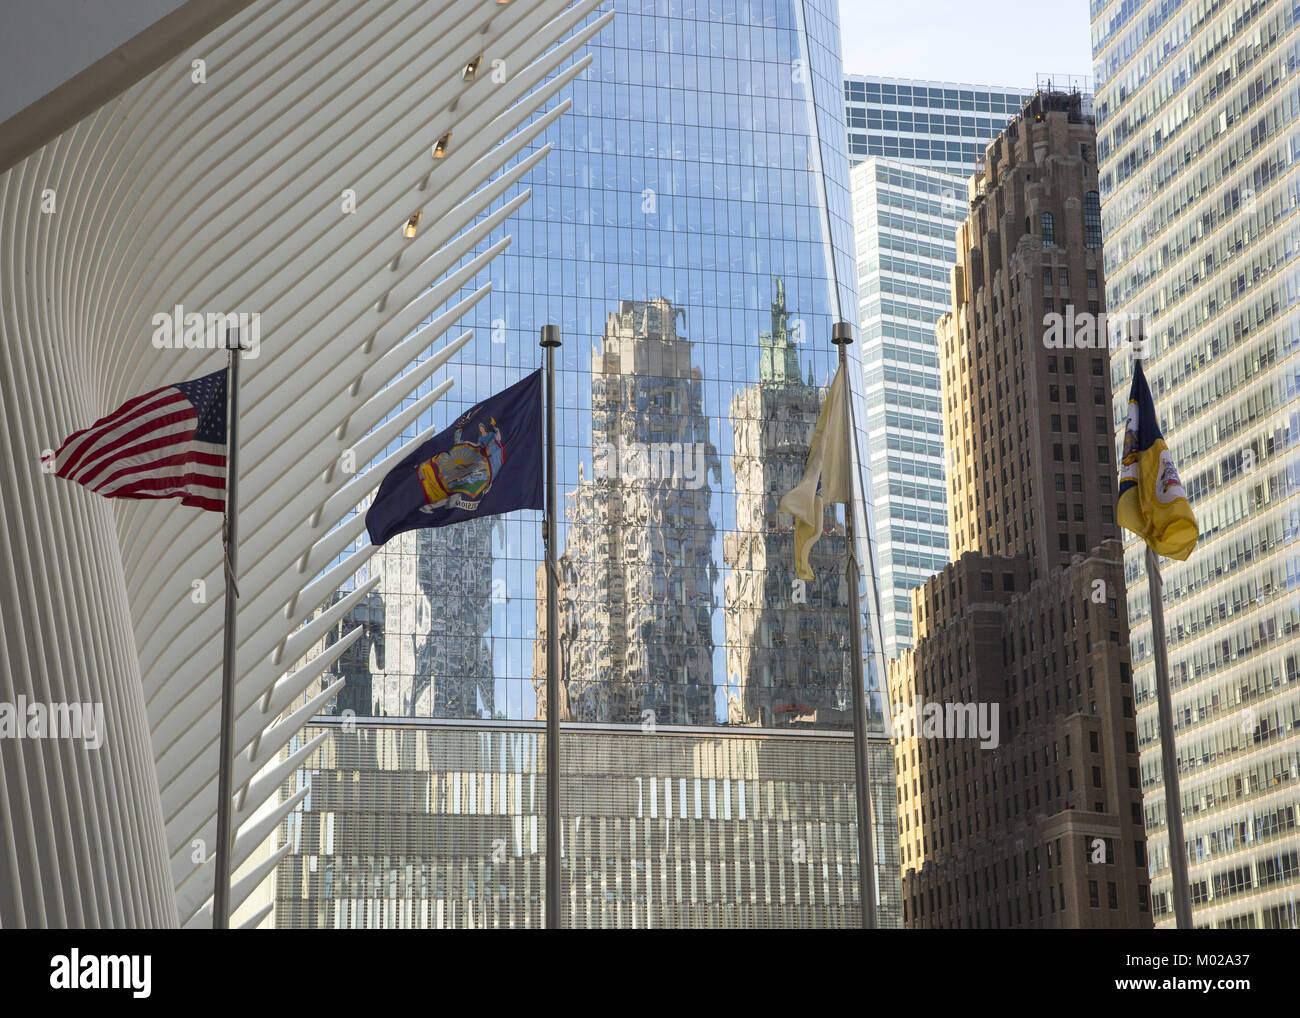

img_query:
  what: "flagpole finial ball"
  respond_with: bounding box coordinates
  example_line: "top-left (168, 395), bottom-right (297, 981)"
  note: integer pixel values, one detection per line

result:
top-left (831, 321), bottom-right (853, 346)
top-left (540, 324), bottom-right (561, 348)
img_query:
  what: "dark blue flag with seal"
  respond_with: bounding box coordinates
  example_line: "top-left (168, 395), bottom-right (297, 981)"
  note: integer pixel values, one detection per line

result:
top-left (365, 370), bottom-right (543, 546)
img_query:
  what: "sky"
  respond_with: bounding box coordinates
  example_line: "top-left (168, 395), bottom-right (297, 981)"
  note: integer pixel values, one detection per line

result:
top-left (838, 0), bottom-right (1095, 91)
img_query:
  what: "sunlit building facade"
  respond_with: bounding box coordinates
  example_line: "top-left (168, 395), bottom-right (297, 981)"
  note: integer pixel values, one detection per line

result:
top-left (893, 93), bottom-right (1150, 928)
top-left (276, 0), bottom-right (902, 928)
top-left (1092, 0), bottom-right (1300, 928)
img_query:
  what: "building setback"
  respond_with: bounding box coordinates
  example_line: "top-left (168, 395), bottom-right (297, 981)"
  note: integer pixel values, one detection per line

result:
top-left (889, 92), bottom-right (1152, 928)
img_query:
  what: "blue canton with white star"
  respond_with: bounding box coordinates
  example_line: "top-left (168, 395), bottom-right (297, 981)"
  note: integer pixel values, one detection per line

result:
top-left (175, 369), bottom-right (227, 444)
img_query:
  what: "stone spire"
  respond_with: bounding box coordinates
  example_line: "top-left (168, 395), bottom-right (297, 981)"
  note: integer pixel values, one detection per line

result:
top-left (759, 275), bottom-right (802, 385)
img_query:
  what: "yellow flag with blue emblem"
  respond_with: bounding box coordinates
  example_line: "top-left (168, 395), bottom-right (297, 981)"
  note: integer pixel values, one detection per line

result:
top-left (1117, 362), bottom-right (1198, 560)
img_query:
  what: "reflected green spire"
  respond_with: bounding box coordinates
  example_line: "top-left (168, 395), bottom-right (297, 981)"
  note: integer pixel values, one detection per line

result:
top-left (759, 275), bottom-right (802, 385)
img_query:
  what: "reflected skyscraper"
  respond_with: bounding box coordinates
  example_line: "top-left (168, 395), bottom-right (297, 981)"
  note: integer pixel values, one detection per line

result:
top-left (321, 588), bottom-right (385, 718)
top-left (379, 520), bottom-right (499, 718)
top-left (537, 297), bottom-right (720, 726)
top-left (315, 519), bottom-right (499, 720)
top-left (724, 278), bottom-right (853, 727)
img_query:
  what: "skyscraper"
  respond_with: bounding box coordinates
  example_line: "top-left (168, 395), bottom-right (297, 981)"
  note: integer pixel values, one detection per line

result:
top-left (890, 92), bottom-right (1151, 928)
top-left (274, 0), bottom-right (903, 928)
top-left (723, 278), bottom-right (854, 728)
top-left (320, 589), bottom-right (385, 718)
top-left (377, 519), bottom-right (499, 718)
top-left (844, 76), bottom-right (1034, 659)
top-left (843, 76), bottom-right (1034, 172)
top-left (1092, 1), bottom-right (1300, 929)
top-left (852, 160), bottom-right (967, 658)
top-left (537, 297), bottom-right (720, 727)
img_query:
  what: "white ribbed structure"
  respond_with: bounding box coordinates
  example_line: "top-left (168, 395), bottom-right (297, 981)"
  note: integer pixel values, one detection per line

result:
top-left (0, 0), bottom-right (610, 928)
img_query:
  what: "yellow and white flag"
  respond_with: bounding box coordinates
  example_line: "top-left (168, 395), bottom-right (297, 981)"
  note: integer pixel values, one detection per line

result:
top-left (779, 364), bottom-right (851, 581)
top-left (1117, 362), bottom-right (1199, 560)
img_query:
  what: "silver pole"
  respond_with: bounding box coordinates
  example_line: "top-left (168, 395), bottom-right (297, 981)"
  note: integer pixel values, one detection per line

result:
top-left (540, 324), bottom-right (561, 930)
top-left (214, 329), bottom-right (242, 930)
top-left (833, 321), bottom-right (877, 930)
top-left (1146, 543), bottom-right (1192, 928)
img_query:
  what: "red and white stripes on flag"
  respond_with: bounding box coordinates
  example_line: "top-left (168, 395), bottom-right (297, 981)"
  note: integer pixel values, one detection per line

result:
top-left (44, 368), bottom-right (228, 512)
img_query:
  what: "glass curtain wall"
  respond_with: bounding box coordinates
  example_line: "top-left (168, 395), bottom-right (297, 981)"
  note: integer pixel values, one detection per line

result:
top-left (277, 0), bottom-right (901, 929)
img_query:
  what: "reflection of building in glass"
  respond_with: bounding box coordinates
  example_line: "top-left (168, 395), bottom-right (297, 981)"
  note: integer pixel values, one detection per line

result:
top-left (317, 518), bottom-right (498, 719)
top-left (384, 520), bottom-right (498, 718)
top-left (1093, 3), bottom-right (1300, 930)
top-left (321, 589), bottom-right (385, 718)
top-left (724, 278), bottom-right (852, 727)
top-left (537, 298), bottom-right (720, 726)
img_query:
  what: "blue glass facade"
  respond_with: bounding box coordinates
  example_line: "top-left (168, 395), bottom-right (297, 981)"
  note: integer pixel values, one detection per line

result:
top-left (325, 0), bottom-right (886, 731)
top-left (278, 0), bottom-right (902, 928)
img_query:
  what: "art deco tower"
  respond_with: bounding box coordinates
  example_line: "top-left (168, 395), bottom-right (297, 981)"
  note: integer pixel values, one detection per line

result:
top-left (889, 92), bottom-right (1150, 928)
top-left (537, 298), bottom-right (720, 726)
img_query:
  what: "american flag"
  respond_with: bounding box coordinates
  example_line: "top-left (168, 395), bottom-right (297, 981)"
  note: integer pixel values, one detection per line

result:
top-left (44, 368), bottom-right (228, 512)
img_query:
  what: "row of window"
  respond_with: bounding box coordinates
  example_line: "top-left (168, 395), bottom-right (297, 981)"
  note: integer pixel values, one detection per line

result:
top-left (843, 81), bottom-right (1030, 113)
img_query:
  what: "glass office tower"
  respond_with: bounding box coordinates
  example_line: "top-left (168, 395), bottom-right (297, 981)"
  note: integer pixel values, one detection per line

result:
top-left (843, 76), bottom-right (1034, 171)
top-left (1092, 2), bottom-right (1300, 928)
top-left (274, 0), bottom-right (902, 929)
top-left (844, 78), bottom-right (1031, 657)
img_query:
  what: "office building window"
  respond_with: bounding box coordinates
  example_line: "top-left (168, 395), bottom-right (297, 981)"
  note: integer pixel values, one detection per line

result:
top-left (1084, 192), bottom-right (1102, 248)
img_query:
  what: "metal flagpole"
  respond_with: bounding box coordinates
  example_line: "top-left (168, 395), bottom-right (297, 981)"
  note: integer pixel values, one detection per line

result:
top-left (833, 320), bottom-right (878, 930)
top-left (213, 327), bottom-right (242, 929)
top-left (540, 324), bottom-right (562, 930)
top-left (1133, 346), bottom-right (1192, 929)
top-left (1146, 542), bottom-right (1192, 928)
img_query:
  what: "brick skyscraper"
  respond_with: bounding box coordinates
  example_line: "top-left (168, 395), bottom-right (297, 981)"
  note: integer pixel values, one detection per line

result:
top-left (889, 92), bottom-right (1152, 928)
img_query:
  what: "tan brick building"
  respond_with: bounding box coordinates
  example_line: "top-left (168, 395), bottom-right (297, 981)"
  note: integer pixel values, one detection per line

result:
top-left (888, 92), bottom-right (1152, 928)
